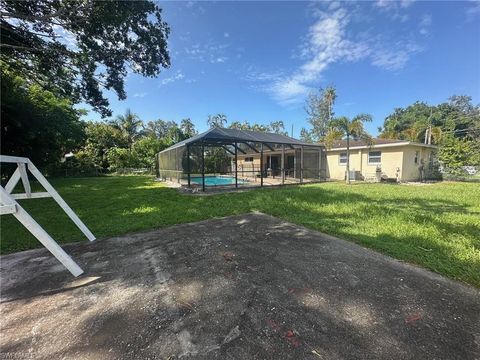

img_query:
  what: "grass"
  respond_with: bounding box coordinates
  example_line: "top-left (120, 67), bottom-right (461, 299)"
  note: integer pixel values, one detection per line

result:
top-left (1, 176), bottom-right (479, 287)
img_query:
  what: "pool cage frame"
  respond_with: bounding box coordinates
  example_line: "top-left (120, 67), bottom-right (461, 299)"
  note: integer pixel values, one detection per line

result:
top-left (156, 128), bottom-right (326, 191)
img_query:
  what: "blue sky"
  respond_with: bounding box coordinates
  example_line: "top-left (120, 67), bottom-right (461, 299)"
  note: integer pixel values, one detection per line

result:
top-left (85, 0), bottom-right (480, 137)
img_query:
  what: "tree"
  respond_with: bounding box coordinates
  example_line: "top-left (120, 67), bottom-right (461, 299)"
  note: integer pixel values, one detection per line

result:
top-left (207, 114), bottom-right (227, 128)
top-left (1, 63), bottom-right (85, 170)
top-left (304, 86), bottom-right (337, 141)
top-left (81, 122), bottom-right (127, 169)
top-left (438, 135), bottom-right (480, 175)
top-left (106, 147), bottom-right (134, 171)
top-left (269, 121), bottom-right (288, 135)
top-left (1, 1), bottom-right (170, 117)
top-left (180, 118), bottom-right (197, 138)
top-left (300, 128), bottom-right (314, 143)
top-left (379, 95), bottom-right (480, 172)
top-left (229, 121), bottom-right (251, 130)
top-left (325, 114), bottom-right (373, 184)
top-left (131, 137), bottom-right (169, 168)
top-left (142, 119), bottom-right (171, 139)
top-left (250, 123), bottom-right (270, 132)
top-left (110, 109), bottom-right (143, 149)
top-left (379, 96), bottom-right (480, 143)
top-left (379, 102), bottom-right (433, 142)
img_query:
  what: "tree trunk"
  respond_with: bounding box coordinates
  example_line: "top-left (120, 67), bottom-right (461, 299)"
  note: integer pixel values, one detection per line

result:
top-left (346, 134), bottom-right (350, 184)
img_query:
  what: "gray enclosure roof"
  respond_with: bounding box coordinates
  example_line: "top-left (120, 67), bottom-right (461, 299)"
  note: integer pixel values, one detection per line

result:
top-left (160, 127), bottom-right (323, 153)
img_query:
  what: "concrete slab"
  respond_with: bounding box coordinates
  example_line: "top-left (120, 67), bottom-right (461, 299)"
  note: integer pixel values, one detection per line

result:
top-left (1, 213), bottom-right (479, 360)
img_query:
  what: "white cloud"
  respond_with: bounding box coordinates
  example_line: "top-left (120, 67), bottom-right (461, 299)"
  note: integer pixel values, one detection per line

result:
top-left (247, 4), bottom-right (423, 105)
top-left (420, 14), bottom-right (432, 27)
top-left (371, 49), bottom-right (409, 70)
top-left (159, 71), bottom-right (185, 86)
top-left (224, 32), bottom-right (230, 38)
top-left (212, 57), bottom-right (227, 63)
top-left (400, 0), bottom-right (416, 8)
top-left (419, 14), bottom-right (432, 35)
top-left (466, 1), bottom-right (480, 20)
top-left (265, 8), bottom-right (371, 104)
top-left (371, 41), bottom-right (422, 70)
top-left (374, 0), bottom-right (415, 22)
top-left (133, 92), bottom-right (147, 98)
top-left (184, 41), bottom-right (230, 63)
top-left (375, 0), bottom-right (415, 10)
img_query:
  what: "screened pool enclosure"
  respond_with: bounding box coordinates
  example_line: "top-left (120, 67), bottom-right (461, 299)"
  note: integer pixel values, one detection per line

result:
top-left (156, 128), bottom-right (326, 191)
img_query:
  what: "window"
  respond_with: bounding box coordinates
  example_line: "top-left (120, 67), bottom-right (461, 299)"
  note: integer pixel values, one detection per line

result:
top-left (368, 151), bottom-right (381, 164)
top-left (244, 157), bottom-right (254, 162)
top-left (414, 151), bottom-right (419, 164)
top-left (339, 153), bottom-right (348, 165)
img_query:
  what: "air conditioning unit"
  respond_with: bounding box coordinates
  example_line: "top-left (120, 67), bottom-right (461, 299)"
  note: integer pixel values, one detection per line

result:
top-left (345, 169), bottom-right (362, 181)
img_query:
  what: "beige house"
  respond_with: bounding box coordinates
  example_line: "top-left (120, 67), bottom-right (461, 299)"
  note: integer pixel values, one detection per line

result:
top-left (326, 139), bottom-right (437, 182)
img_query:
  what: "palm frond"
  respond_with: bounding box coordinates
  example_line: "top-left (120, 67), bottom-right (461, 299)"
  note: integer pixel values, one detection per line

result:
top-left (324, 128), bottom-right (344, 149)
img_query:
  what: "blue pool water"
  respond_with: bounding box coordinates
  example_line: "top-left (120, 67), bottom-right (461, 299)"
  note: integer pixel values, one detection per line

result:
top-left (191, 176), bottom-right (243, 186)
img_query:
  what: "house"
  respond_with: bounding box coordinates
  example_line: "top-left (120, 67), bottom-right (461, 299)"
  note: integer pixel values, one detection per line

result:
top-left (325, 139), bottom-right (438, 182)
top-left (157, 129), bottom-right (438, 189)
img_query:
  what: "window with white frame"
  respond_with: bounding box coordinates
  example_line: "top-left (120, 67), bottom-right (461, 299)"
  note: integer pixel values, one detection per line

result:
top-left (368, 151), bottom-right (381, 164)
top-left (339, 153), bottom-right (348, 165)
top-left (244, 157), bottom-right (254, 162)
top-left (414, 151), bottom-right (419, 164)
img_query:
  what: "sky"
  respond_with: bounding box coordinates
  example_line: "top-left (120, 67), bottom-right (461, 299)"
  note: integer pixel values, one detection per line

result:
top-left (84, 0), bottom-right (480, 137)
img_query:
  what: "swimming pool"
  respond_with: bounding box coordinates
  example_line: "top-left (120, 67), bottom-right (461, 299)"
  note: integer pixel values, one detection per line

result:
top-left (190, 176), bottom-right (244, 186)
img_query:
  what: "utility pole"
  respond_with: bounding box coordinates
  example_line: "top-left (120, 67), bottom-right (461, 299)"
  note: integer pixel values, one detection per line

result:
top-left (426, 108), bottom-right (433, 145)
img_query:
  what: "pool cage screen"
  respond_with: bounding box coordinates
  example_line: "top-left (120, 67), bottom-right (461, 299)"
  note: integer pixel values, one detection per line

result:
top-left (156, 130), bottom-right (326, 191)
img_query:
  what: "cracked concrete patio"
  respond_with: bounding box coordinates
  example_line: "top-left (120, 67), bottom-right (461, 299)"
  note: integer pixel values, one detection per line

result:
top-left (1, 213), bottom-right (479, 359)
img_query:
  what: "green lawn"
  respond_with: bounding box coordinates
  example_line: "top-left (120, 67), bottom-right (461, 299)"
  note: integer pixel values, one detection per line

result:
top-left (1, 176), bottom-right (479, 287)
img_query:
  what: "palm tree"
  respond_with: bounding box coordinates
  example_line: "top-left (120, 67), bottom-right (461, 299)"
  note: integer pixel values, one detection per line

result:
top-left (111, 109), bottom-right (143, 149)
top-left (325, 114), bottom-right (373, 184)
top-left (180, 118), bottom-right (197, 138)
top-left (207, 114), bottom-right (227, 128)
top-left (324, 86), bottom-right (337, 124)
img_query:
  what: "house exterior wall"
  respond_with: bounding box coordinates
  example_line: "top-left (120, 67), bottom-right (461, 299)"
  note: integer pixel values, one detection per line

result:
top-left (326, 150), bottom-right (362, 180)
top-left (401, 145), bottom-right (435, 181)
top-left (326, 144), bottom-right (436, 181)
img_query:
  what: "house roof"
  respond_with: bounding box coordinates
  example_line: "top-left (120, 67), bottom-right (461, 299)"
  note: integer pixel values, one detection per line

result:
top-left (160, 127), bottom-right (323, 152)
top-left (329, 138), bottom-right (437, 151)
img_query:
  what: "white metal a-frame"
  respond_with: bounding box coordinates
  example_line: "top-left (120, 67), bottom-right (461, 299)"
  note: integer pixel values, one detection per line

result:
top-left (0, 155), bottom-right (96, 277)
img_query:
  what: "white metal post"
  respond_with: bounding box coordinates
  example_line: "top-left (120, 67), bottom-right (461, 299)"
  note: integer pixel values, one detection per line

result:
top-left (300, 146), bottom-right (304, 183)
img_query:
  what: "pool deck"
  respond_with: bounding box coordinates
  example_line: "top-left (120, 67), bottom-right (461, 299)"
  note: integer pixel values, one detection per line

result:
top-left (2, 213), bottom-right (479, 359)
top-left (167, 176), bottom-right (321, 193)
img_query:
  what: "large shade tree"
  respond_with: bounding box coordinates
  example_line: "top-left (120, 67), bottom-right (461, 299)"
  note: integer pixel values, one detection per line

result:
top-left (1, 64), bottom-right (85, 169)
top-left (325, 114), bottom-right (373, 184)
top-left (1, 0), bottom-right (170, 117)
top-left (379, 95), bottom-right (480, 175)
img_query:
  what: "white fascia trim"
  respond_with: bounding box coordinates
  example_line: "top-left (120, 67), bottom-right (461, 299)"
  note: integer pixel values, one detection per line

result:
top-left (328, 142), bottom-right (437, 152)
